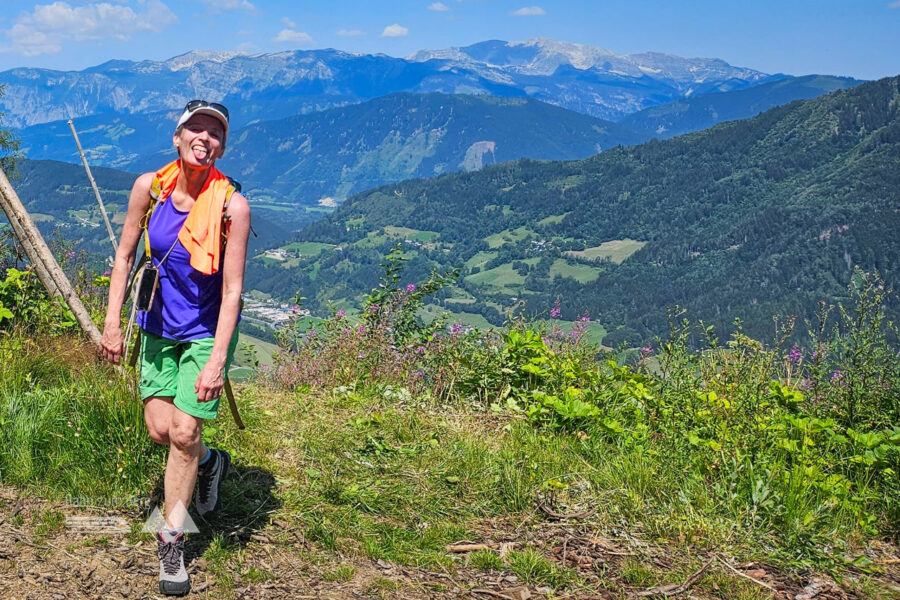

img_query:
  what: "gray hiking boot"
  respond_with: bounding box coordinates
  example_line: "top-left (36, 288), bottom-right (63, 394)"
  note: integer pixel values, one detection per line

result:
top-left (195, 448), bottom-right (231, 516)
top-left (157, 529), bottom-right (190, 596)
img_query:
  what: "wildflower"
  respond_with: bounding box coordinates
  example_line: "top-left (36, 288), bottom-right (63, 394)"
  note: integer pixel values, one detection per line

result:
top-left (640, 345), bottom-right (653, 356)
top-left (550, 297), bottom-right (561, 319)
top-left (449, 323), bottom-right (464, 336)
top-left (65, 251), bottom-right (76, 260)
top-left (103, 269), bottom-right (111, 276)
top-left (799, 379), bottom-right (809, 389)
top-left (414, 370), bottom-right (424, 379)
top-left (416, 346), bottom-right (425, 354)
top-left (307, 329), bottom-right (317, 337)
top-left (292, 305), bottom-right (300, 312)
top-left (406, 284), bottom-right (416, 293)
top-left (342, 328), bottom-right (351, 334)
top-left (788, 345), bottom-right (802, 366)
top-left (357, 325), bottom-right (367, 333)
top-left (831, 371), bottom-right (843, 381)
top-left (336, 309), bottom-right (346, 317)
top-left (368, 304), bottom-right (380, 313)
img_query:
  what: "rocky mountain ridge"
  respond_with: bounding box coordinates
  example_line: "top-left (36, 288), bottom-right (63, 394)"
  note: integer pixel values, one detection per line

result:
top-left (0, 38), bottom-right (778, 128)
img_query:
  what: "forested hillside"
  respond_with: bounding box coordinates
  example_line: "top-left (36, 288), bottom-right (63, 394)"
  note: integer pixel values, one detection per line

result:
top-left (204, 94), bottom-right (641, 205)
top-left (247, 76), bottom-right (900, 344)
top-left (621, 74), bottom-right (860, 139)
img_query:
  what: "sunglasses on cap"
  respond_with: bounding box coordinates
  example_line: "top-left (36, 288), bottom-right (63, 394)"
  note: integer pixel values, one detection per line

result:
top-left (183, 99), bottom-right (230, 122)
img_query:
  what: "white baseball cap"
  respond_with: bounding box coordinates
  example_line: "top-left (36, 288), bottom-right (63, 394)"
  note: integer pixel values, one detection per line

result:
top-left (175, 100), bottom-right (229, 136)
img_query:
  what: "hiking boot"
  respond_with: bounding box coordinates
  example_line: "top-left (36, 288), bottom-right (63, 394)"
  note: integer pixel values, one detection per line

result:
top-left (195, 448), bottom-right (231, 516)
top-left (157, 529), bottom-right (190, 596)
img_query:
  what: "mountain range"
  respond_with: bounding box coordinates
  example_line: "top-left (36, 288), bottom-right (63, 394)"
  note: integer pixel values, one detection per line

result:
top-left (245, 77), bottom-right (900, 344)
top-left (0, 38), bottom-right (776, 129)
top-left (13, 77), bottom-right (859, 207)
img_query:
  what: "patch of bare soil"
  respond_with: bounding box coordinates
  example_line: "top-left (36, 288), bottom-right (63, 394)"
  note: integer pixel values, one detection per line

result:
top-left (1, 487), bottom-right (897, 599)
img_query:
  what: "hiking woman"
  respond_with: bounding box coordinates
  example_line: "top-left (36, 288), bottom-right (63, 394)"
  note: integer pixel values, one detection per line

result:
top-left (99, 100), bottom-right (250, 596)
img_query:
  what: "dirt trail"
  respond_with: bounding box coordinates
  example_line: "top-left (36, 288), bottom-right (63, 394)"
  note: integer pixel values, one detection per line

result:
top-left (1, 487), bottom-right (897, 599)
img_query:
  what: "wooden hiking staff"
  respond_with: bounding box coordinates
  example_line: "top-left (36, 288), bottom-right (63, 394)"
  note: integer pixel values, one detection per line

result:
top-left (0, 166), bottom-right (101, 347)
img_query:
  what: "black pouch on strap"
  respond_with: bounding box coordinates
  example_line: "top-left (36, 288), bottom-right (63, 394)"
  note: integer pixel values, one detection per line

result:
top-left (134, 264), bottom-right (159, 312)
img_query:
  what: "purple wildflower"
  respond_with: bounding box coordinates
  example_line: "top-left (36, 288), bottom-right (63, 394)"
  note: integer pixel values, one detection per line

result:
top-left (416, 346), bottom-right (425, 354)
top-left (449, 323), bottom-right (464, 336)
top-left (368, 304), bottom-right (380, 313)
top-left (788, 345), bottom-right (802, 366)
top-left (640, 345), bottom-right (653, 357)
top-left (336, 309), bottom-right (346, 317)
top-left (342, 328), bottom-right (351, 334)
top-left (831, 371), bottom-right (843, 381)
top-left (65, 251), bottom-right (76, 260)
top-left (406, 284), bottom-right (416, 293)
top-left (307, 329), bottom-right (317, 337)
top-left (357, 325), bottom-right (367, 333)
top-left (550, 297), bottom-right (561, 319)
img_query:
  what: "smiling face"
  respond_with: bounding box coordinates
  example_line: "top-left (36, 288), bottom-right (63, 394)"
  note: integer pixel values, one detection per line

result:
top-left (173, 114), bottom-right (226, 168)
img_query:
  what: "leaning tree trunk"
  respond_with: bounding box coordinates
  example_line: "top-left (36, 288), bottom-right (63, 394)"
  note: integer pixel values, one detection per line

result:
top-left (0, 166), bottom-right (102, 348)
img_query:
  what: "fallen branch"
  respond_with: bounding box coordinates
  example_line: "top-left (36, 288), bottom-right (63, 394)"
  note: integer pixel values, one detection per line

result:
top-left (446, 541), bottom-right (493, 553)
top-left (716, 555), bottom-right (779, 597)
top-left (633, 558), bottom-right (713, 598)
top-left (538, 504), bottom-right (596, 520)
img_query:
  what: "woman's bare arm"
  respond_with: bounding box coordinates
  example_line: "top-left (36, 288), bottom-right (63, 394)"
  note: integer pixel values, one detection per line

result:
top-left (100, 172), bottom-right (154, 364)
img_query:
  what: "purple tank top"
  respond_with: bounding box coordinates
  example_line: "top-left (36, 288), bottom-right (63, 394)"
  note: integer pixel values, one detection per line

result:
top-left (137, 197), bottom-right (227, 340)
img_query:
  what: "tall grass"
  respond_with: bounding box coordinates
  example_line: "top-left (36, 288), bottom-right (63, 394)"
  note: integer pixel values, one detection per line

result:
top-left (0, 332), bottom-right (163, 501)
top-left (266, 260), bottom-right (899, 570)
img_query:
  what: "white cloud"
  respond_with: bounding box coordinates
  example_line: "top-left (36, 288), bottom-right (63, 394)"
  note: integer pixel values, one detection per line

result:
top-left (199, 0), bottom-right (255, 12)
top-left (511, 6), bottom-right (546, 16)
top-left (274, 29), bottom-right (314, 44)
top-left (336, 28), bottom-right (365, 37)
top-left (2, 0), bottom-right (177, 56)
top-left (381, 23), bottom-right (408, 37)
top-left (889, 1), bottom-right (900, 8)
top-left (428, 2), bottom-right (450, 11)
top-left (281, 17), bottom-right (296, 28)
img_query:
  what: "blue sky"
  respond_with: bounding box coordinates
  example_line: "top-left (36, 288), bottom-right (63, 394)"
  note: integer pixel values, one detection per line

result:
top-left (0, 0), bottom-right (897, 79)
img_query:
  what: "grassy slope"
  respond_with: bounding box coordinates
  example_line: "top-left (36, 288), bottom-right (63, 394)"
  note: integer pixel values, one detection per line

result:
top-left (0, 332), bottom-right (896, 598)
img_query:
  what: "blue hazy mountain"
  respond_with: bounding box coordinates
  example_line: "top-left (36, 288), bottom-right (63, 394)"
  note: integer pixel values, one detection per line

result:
top-left (621, 74), bottom-right (862, 138)
top-left (0, 38), bottom-right (774, 128)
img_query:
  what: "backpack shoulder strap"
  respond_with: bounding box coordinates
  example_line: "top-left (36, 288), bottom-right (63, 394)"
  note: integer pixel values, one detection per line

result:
top-left (140, 174), bottom-right (164, 258)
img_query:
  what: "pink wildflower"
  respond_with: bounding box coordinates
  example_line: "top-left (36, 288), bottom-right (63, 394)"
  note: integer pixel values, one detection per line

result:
top-left (550, 297), bottom-right (561, 319)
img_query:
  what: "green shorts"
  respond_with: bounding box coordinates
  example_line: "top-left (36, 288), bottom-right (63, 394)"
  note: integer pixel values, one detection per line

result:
top-left (139, 329), bottom-right (239, 420)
